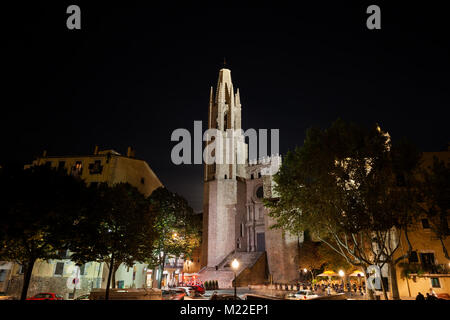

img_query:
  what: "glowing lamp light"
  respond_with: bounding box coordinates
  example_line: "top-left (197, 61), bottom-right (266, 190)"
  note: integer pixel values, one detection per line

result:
top-left (231, 259), bottom-right (239, 270)
top-left (303, 268), bottom-right (307, 273)
top-left (338, 270), bottom-right (345, 277)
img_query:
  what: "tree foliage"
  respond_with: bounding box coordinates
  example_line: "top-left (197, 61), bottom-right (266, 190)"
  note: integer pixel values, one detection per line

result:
top-left (146, 187), bottom-right (201, 288)
top-left (69, 182), bottom-right (155, 298)
top-left (0, 165), bottom-right (87, 300)
top-left (265, 119), bottom-right (422, 299)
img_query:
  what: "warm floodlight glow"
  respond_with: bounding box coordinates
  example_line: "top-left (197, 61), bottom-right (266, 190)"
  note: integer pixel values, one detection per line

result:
top-left (338, 270), bottom-right (345, 277)
top-left (303, 268), bottom-right (307, 273)
top-left (231, 258), bottom-right (239, 270)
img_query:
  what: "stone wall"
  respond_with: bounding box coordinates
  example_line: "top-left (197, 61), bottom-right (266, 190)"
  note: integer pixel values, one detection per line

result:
top-left (7, 275), bottom-right (102, 299)
top-left (236, 252), bottom-right (269, 286)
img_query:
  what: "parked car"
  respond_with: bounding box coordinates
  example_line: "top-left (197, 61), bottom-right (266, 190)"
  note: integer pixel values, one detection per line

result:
top-left (74, 294), bottom-right (90, 300)
top-left (26, 293), bottom-right (63, 300)
top-left (162, 289), bottom-right (186, 300)
top-left (437, 293), bottom-right (450, 300)
top-left (189, 285), bottom-right (205, 295)
top-left (176, 287), bottom-right (195, 297)
top-left (210, 293), bottom-right (242, 300)
top-left (292, 290), bottom-right (319, 300)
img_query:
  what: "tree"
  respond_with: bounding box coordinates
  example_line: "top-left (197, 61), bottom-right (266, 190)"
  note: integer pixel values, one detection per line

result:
top-left (69, 182), bottom-right (156, 300)
top-left (146, 187), bottom-right (201, 288)
top-left (266, 119), bottom-right (422, 300)
top-left (298, 239), bottom-right (323, 282)
top-left (317, 239), bottom-right (353, 273)
top-left (0, 165), bottom-right (87, 300)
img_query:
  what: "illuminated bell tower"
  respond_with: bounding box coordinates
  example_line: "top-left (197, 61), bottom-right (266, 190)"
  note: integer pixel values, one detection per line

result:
top-left (202, 68), bottom-right (248, 268)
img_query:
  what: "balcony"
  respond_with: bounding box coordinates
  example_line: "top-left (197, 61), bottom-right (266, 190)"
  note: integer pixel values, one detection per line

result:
top-left (400, 262), bottom-right (450, 279)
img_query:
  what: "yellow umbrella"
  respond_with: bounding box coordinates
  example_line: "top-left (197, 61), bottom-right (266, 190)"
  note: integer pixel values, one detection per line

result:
top-left (349, 271), bottom-right (364, 277)
top-left (317, 270), bottom-right (338, 277)
top-left (317, 271), bottom-right (339, 284)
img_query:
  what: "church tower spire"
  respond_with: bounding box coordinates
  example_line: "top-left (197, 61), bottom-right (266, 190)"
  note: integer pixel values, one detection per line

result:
top-left (204, 68), bottom-right (247, 183)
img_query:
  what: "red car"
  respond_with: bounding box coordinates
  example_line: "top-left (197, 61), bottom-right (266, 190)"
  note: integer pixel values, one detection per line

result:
top-left (26, 293), bottom-right (63, 300)
top-left (189, 285), bottom-right (205, 295)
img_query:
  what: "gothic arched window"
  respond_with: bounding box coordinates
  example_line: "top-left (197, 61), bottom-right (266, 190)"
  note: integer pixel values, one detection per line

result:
top-left (256, 186), bottom-right (264, 199)
top-left (224, 113), bottom-right (228, 129)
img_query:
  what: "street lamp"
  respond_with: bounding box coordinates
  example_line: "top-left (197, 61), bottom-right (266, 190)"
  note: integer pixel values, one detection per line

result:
top-left (231, 259), bottom-right (239, 300)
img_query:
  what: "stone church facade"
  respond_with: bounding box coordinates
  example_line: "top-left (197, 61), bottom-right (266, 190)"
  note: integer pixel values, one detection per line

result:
top-left (200, 68), bottom-right (300, 287)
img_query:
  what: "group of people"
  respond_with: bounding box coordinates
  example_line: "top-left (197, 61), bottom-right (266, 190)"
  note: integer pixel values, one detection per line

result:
top-left (308, 282), bottom-right (365, 296)
top-left (416, 288), bottom-right (440, 300)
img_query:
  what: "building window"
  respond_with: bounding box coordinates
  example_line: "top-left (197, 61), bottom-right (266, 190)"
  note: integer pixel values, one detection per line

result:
top-left (256, 186), bottom-right (264, 199)
top-left (140, 177), bottom-right (145, 185)
top-left (88, 160), bottom-right (103, 174)
top-left (58, 161), bottom-right (65, 170)
top-left (258, 172), bottom-right (262, 178)
top-left (240, 223), bottom-right (244, 237)
top-left (224, 174), bottom-right (227, 179)
top-left (408, 251), bottom-right (419, 263)
top-left (54, 262), bottom-right (64, 276)
top-left (251, 174), bottom-right (254, 180)
top-left (79, 264), bottom-right (86, 276)
top-left (0, 270), bottom-right (7, 282)
top-left (420, 252), bottom-right (436, 273)
top-left (431, 278), bottom-right (441, 288)
top-left (421, 219), bottom-right (430, 229)
top-left (71, 161), bottom-right (83, 176)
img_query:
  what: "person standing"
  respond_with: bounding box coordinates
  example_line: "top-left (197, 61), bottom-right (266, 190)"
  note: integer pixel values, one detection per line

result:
top-left (428, 288), bottom-right (437, 297)
top-left (416, 292), bottom-right (425, 300)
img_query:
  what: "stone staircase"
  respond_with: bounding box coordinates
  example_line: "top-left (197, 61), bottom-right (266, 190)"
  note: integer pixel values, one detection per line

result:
top-left (198, 251), bottom-right (265, 288)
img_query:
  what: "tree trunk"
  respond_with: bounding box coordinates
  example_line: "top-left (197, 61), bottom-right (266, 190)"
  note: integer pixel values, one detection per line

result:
top-left (364, 273), bottom-right (375, 300)
top-left (389, 260), bottom-right (400, 300)
top-left (152, 267), bottom-right (158, 288)
top-left (157, 252), bottom-right (166, 289)
top-left (111, 261), bottom-right (120, 289)
top-left (20, 259), bottom-right (36, 301)
top-left (105, 252), bottom-right (115, 300)
top-left (379, 271), bottom-right (389, 300)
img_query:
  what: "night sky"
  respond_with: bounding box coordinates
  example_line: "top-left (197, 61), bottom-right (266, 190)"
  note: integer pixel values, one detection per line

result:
top-left (3, 2), bottom-right (449, 212)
